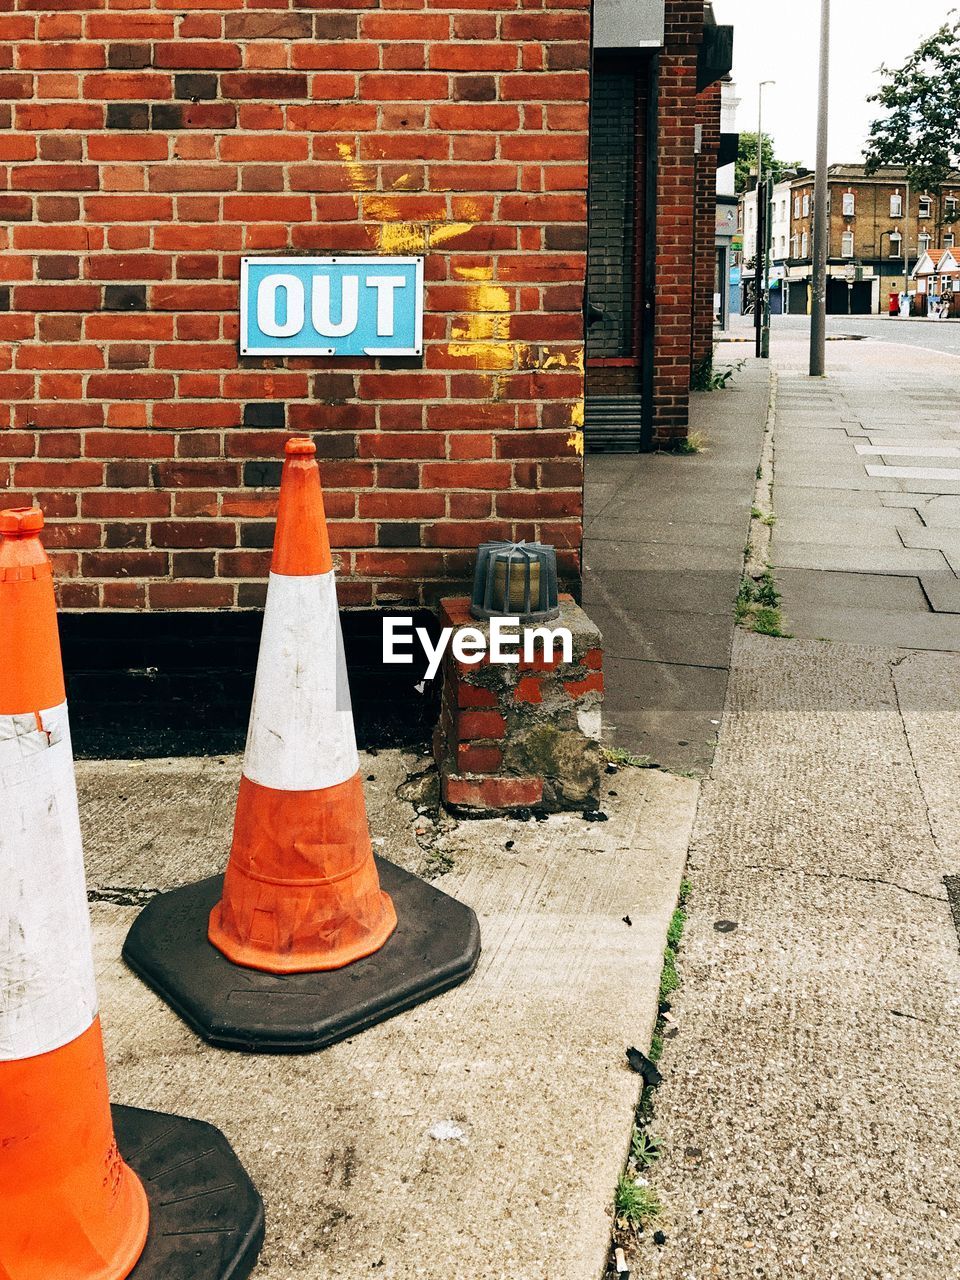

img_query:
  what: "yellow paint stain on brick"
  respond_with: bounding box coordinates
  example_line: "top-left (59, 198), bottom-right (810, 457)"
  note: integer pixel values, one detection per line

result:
top-left (452, 314), bottom-right (512, 341)
top-left (336, 141), bottom-right (375, 192)
top-left (447, 342), bottom-right (516, 370)
top-left (570, 399), bottom-right (585, 428)
top-left (469, 284), bottom-right (511, 313)
top-left (567, 431), bottom-right (585, 456)
top-left (377, 223), bottom-right (428, 254)
top-left (428, 222), bottom-right (475, 248)
top-left (453, 264), bottom-right (494, 281)
top-left (390, 172), bottom-right (415, 190)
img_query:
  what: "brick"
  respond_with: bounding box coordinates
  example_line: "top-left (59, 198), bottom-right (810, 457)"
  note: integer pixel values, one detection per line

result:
top-left (456, 743), bottom-right (502, 774)
top-left (444, 776), bottom-right (543, 809)
top-left (0, 195), bottom-right (31, 221)
top-left (174, 73), bottom-right (219, 100)
top-left (106, 101), bottom-right (150, 130)
top-left (104, 285), bottom-right (147, 311)
top-left (220, 72), bottom-right (308, 99)
top-left (457, 710), bottom-right (506, 741)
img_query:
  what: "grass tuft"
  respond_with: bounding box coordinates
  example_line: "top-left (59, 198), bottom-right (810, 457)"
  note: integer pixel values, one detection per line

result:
top-left (615, 1174), bottom-right (662, 1228)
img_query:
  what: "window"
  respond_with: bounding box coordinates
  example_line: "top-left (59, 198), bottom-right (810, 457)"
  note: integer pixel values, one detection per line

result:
top-left (919, 196), bottom-right (932, 219)
top-left (841, 231), bottom-right (854, 257)
top-left (794, 195), bottom-right (800, 218)
top-left (790, 234), bottom-right (798, 258)
top-left (842, 192), bottom-right (855, 216)
top-left (802, 193), bottom-right (810, 217)
top-left (946, 235), bottom-right (956, 250)
top-left (919, 232), bottom-right (932, 254)
top-left (947, 197), bottom-right (958, 219)
top-left (889, 231), bottom-right (902, 257)
top-left (801, 231), bottom-right (809, 257)
top-left (890, 193), bottom-right (903, 217)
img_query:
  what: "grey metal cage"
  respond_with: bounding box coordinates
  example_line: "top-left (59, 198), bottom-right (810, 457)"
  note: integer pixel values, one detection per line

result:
top-left (469, 541), bottom-right (560, 622)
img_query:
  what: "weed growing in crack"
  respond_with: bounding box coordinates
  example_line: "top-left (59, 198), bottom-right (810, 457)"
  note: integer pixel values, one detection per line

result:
top-left (736, 570), bottom-right (790, 637)
top-left (615, 1174), bottom-right (662, 1229)
top-left (607, 878), bottom-right (692, 1270)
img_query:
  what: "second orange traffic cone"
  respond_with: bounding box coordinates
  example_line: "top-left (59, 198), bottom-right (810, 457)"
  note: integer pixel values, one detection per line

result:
top-left (123, 439), bottom-right (480, 1052)
top-left (0, 507), bottom-right (264, 1280)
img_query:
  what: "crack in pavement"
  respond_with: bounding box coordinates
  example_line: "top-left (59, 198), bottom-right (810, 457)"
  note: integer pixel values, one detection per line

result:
top-left (736, 863), bottom-right (947, 903)
top-left (88, 885), bottom-right (161, 907)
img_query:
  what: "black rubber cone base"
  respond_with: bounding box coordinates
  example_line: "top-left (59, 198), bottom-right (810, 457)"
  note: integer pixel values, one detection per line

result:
top-left (122, 857), bottom-right (481, 1053)
top-left (113, 1104), bottom-right (264, 1279)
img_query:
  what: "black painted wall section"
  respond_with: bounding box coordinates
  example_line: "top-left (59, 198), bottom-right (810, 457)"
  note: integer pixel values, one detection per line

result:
top-left (61, 610), bottom-right (441, 758)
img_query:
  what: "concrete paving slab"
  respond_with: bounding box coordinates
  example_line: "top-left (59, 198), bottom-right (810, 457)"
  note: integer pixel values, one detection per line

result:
top-left (81, 754), bottom-right (699, 1280)
top-left (583, 539), bottom-right (739, 573)
top-left (772, 485), bottom-right (889, 513)
top-left (781, 604), bottom-right (960, 650)
top-left (867, 463), bottom-right (960, 481)
top-left (587, 600), bottom-right (733, 668)
top-left (775, 569), bottom-right (929, 612)
top-left (771, 542), bottom-right (948, 574)
top-left (585, 568), bottom-right (742, 619)
top-left (917, 495), bottom-right (960, 526)
top-left (601, 655), bottom-right (727, 770)
top-left (771, 519), bottom-right (913, 549)
top-left (633, 632), bottom-right (960, 1279)
top-left (919, 574), bottom-right (960, 614)
top-left (587, 519), bottom-right (752, 550)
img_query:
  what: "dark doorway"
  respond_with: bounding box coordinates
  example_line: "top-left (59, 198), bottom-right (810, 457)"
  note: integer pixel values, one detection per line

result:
top-left (584, 55), bottom-right (651, 452)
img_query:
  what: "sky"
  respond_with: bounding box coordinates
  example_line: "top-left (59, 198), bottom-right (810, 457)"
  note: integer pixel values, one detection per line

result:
top-left (711, 1), bottom-right (956, 168)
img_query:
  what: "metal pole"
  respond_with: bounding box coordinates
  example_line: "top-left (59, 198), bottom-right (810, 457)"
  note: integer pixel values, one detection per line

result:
top-left (761, 174), bottom-right (773, 356)
top-left (755, 91), bottom-right (763, 357)
top-left (809, 0), bottom-right (830, 376)
top-left (906, 179), bottom-right (911, 308)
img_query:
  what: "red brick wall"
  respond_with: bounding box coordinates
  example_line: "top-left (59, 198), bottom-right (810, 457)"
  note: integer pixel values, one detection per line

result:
top-left (691, 79), bottom-right (720, 376)
top-left (652, 0), bottom-right (701, 442)
top-left (0, 2), bottom-right (590, 611)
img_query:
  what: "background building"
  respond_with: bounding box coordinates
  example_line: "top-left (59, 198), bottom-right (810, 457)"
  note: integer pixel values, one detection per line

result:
top-left (785, 164), bottom-right (960, 315)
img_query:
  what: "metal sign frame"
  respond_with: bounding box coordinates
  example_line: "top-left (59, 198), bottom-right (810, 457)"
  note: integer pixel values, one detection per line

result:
top-left (239, 255), bottom-right (424, 358)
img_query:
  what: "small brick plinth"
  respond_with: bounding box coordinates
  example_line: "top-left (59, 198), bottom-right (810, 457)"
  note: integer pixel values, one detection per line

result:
top-left (434, 595), bottom-right (603, 816)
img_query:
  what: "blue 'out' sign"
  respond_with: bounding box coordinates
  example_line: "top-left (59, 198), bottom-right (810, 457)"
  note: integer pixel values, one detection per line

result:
top-left (240, 256), bottom-right (424, 358)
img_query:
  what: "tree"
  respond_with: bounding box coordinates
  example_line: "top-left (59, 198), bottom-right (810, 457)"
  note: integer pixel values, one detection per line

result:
top-left (735, 131), bottom-right (802, 194)
top-left (865, 13), bottom-right (960, 213)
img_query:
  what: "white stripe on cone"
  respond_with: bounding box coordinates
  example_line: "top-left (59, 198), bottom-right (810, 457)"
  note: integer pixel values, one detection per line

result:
top-left (243, 571), bottom-right (359, 793)
top-left (0, 702), bottom-right (98, 1060)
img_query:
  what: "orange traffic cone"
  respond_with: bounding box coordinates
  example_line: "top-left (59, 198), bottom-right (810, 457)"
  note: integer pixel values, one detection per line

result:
top-left (0, 507), bottom-right (264, 1280)
top-left (208, 438), bottom-right (397, 972)
top-left (123, 439), bottom-right (480, 1053)
top-left (0, 506), bottom-right (149, 1280)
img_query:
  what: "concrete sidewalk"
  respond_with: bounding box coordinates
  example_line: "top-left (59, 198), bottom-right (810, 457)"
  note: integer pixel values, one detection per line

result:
top-left (77, 749), bottom-right (698, 1280)
top-left (636, 632), bottom-right (960, 1279)
top-left (583, 361), bottom-right (771, 774)
top-left (630, 338), bottom-right (960, 1278)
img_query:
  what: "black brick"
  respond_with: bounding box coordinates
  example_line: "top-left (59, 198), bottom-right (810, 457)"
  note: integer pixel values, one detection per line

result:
top-left (0, 287), bottom-right (9, 313)
top-left (175, 73), bottom-right (219, 101)
top-left (104, 285), bottom-right (147, 311)
top-left (243, 461), bottom-right (282, 488)
top-left (312, 432), bottom-right (356, 459)
top-left (378, 523), bottom-right (422, 548)
top-left (240, 522), bottom-right (276, 548)
top-left (242, 402), bottom-right (285, 428)
top-left (106, 102), bottom-right (150, 130)
top-left (151, 104), bottom-right (184, 130)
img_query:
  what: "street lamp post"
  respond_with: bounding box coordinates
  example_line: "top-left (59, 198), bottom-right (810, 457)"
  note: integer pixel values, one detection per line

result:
top-left (809, 0), bottom-right (831, 376)
top-left (755, 80), bottom-right (775, 359)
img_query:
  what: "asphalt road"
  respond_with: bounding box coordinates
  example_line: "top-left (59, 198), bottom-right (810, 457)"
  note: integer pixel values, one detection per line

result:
top-left (727, 310), bottom-right (960, 358)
